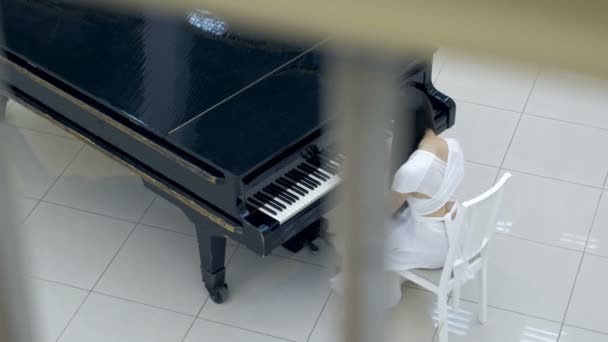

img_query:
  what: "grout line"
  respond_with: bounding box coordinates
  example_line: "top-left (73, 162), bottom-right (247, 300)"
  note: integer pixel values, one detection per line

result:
top-left (493, 69), bottom-right (541, 183)
top-left (25, 276), bottom-right (90, 292)
top-left (6, 121), bottom-right (79, 141)
top-left (53, 195), bottom-right (157, 342)
top-left (524, 111), bottom-right (608, 133)
top-left (40, 143), bottom-right (85, 200)
top-left (432, 54), bottom-right (448, 84)
top-left (91, 197), bottom-right (157, 291)
top-left (38, 199), bottom-right (141, 224)
top-left (582, 251), bottom-right (608, 260)
top-left (451, 98), bottom-right (523, 115)
top-left (18, 194), bottom-right (43, 201)
top-left (434, 293), bottom-right (565, 325)
top-left (560, 324), bottom-right (608, 338)
top-left (603, 169), bottom-right (608, 189)
top-left (493, 232), bottom-right (585, 253)
top-left (557, 190), bottom-right (605, 341)
top-left (90, 291), bottom-right (196, 317)
top-left (197, 316), bottom-right (297, 342)
top-left (306, 291), bottom-right (333, 342)
top-left (499, 167), bottom-right (604, 190)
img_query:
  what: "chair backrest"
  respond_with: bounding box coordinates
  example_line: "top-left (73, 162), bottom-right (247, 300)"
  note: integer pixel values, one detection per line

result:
top-left (459, 172), bottom-right (512, 260)
top-left (436, 172), bottom-right (511, 287)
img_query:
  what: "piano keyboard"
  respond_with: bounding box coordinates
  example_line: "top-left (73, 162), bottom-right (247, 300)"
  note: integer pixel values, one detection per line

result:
top-left (247, 152), bottom-right (345, 224)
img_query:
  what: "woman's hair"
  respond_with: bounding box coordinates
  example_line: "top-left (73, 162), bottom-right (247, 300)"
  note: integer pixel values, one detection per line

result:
top-left (389, 87), bottom-right (436, 178)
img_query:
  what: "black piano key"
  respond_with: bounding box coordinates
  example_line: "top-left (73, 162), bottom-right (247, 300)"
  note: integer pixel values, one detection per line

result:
top-left (258, 191), bottom-right (287, 210)
top-left (293, 168), bottom-right (321, 186)
top-left (269, 183), bottom-right (298, 201)
top-left (331, 153), bottom-right (345, 163)
top-left (301, 163), bottom-right (330, 181)
top-left (319, 155), bottom-right (340, 171)
top-left (298, 164), bottom-right (328, 181)
top-left (305, 162), bottom-right (332, 178)
top-left (248, 198), bottom-right (277, 216)
top-left (310, 157), bottom-right (336, 175)
top-left (278, 177), bottom-right (307, 195)
top-left (262, 189), bottom-right (290, 206)
top-left (254, 193), bottom-right (284, 211)
top-left (278, 176), bottom-right (307, 195)
top-left (264, 186), bottom-right (294, 204)
top-left (286, 172), bottom-right (315, 190)
top-left (292, 169), bottom-right (320, 187)
top-left (272, 183), bottom-right (299, 201)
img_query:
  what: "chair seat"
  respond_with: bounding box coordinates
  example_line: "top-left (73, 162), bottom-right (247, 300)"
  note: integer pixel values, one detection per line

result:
top-left (409, 267), bottom-right (443, 285)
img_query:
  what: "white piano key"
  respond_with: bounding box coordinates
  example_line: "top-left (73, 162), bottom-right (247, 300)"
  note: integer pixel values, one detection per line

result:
top-left (250, 154), bottom-right (343, 224)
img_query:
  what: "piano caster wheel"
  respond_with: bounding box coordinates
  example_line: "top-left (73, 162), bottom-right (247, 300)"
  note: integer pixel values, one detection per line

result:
top-left (209, 284), bottom-right (229, 304)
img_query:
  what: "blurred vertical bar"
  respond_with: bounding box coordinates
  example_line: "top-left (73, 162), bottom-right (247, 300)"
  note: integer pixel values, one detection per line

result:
top-left (0, 4), bottom-right (32, 341)
top-left (0, 109), bottom-right (32, 342)
top-left (324, 46), bottom-right (403, 342)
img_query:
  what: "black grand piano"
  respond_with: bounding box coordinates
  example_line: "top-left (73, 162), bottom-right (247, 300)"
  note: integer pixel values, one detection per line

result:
top-left (0, 1), bottom-right (455, 303)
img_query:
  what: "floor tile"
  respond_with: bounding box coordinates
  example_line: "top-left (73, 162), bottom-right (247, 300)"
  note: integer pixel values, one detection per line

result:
top-left (44, 145), bottom-right (155, 222)
top-left (461, 234), bottom-right (581, 321)
top-left (441, 101), bottom-right (520, 166)
top-left (95, 225), bottom-right (236, 315)
top-left (503, 115), bottom-right (608, 187)
top-left (455, 162), bottom-right (499, 202)
top-left (21, 202), bottom-right (134, 289)
top-left (307, 293), bottom-right (341, 342)
top-left (387, 287), bottom-right (441, 342)
top-left (5, 100), bottom-right (74, 138)
top-left (26, 278), bottom-right (88, 342)
top-left (432, 49), bottom-right (448, 82)
top-left (560, 325), bottom-right (608, 342)
top-left (565, 254), bottom-right (608, 333)
top-left (184, 319), bottom-right (287, 342)
top-left (199, 248), bottom-right (333, 342)
top-left (497, 170), bottom-right (600, 250)
top-left (431, 301), bottom-right (560, 342)
top-left (0, 124), bottom-right (83, 198)
top-left (309, 288), bottom-right (438, 342)
top-left (436, 52), bottom-right (537, 112)
top-left (14, 196), bottom-right (38, 223)
top-left (58, 293), bottom-right (192, 342)
top-left (587, 192), bottom-right (608, 257)
top-left (140, 196), bottom-right (196, 236)
top-left (526, 69), bottom-right (608, 129)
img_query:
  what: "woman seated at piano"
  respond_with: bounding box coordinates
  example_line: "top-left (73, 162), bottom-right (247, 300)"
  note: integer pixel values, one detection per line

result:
top-left (332, 87), bottom-right (465, 307)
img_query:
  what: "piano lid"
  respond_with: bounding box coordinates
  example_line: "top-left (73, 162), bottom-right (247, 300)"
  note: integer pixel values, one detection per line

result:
top-left (0, 0), bottom-right (320, 135)
top-left (167, 56), bottom-right (324, 176)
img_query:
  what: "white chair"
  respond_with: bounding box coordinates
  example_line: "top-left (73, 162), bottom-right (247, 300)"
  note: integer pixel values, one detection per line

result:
top-left (399, 172), bottom-right (512, 342)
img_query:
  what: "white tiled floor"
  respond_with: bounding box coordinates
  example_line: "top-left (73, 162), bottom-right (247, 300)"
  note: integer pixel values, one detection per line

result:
top-left (5, 48), bottom-right (608, 341)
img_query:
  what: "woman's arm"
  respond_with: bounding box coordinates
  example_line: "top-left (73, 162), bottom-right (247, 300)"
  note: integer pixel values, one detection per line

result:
top-left (388, 191), bottom-right (408, 216)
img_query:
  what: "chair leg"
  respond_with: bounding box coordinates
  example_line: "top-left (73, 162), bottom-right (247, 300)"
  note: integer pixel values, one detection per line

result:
top-left (452, 285), bottom-right (461, 309)
top-left (478, 260), bottom-right (488, 324)
top-left (437, 292), bottom-right (449, 342)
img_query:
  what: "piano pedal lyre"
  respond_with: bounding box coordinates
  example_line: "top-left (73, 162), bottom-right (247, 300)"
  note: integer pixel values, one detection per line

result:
top-left (281, 218), bottom-right (326, 254)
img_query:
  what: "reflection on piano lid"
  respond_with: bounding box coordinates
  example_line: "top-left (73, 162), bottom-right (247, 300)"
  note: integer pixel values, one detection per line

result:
top-left (187, 9), bottom-right (229, 36)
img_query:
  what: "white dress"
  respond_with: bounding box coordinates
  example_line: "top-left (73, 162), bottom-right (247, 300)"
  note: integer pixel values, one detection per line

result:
top-left (330, 138), bottom-right (465, 307)
top-left (385, 138), bottom-right (465, 272)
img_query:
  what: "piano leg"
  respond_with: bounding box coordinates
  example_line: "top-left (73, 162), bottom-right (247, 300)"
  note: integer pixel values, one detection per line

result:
top-left (0, 95), bottom-right (7, 121)
top-left (195, 229), bottom-right (229, 304)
